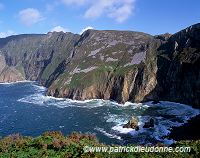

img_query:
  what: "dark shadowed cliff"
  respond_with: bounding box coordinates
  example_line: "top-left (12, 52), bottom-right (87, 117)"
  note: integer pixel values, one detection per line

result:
top-left (0, 24), bottom-right (199, 107)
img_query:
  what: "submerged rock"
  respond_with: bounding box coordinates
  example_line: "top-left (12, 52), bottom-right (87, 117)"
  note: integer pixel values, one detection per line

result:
top-left (123, 117), bottom-right (139, 130)
top-left (143, 118), bottom-right (155, 128)
top-left (152, 100), bottom-right (160, 104)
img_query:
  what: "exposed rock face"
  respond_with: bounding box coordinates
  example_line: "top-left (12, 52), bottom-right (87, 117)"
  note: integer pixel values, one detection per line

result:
top-left (150, 24), bottom-right (200, 108)
top-left (0, 32), bottom-right (79, 82)
top-left (0, 54), bottom-right (6, 73)
top-left (123, 117), bottom-right (139, 130)
top-left (0, 55), bottom-right (25, 82)
top-left (47, 30), bottom-right (159, 104)
top-left (0, 67), bottom-right (25, 83)
top-left (0, 24), bottom-right (199, 107)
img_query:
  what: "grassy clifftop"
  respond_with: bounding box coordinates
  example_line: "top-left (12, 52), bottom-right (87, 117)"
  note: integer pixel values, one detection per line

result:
top-left (0, 131), bottom-right (199, 158)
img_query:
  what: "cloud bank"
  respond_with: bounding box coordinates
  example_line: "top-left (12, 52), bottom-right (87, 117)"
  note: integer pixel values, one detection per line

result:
top-left (51, 26), bottom-right (69, 32)
top-left (0, 30), bottom-right (16, 38)
top-left (62, 0), bottom-right (136, 23)
top-left (79, 26), bottom-right (94, 34)
top-left (18, 8), bottom-right (44, 26)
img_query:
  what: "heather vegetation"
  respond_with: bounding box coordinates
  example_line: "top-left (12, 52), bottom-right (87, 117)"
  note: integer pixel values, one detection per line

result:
top-left (0, 131), bottom-right (199, 158)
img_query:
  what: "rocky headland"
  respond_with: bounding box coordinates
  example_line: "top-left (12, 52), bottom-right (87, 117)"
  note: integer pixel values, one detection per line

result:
top-left (0, 23), bottom-right (199, 108)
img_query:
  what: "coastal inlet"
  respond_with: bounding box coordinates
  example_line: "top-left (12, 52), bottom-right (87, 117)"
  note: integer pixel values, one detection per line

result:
top-left (0, 81), bottom-right (199, 145)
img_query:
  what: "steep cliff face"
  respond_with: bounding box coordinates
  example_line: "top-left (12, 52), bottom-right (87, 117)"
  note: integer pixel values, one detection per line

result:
top-left (47, 30), bottom-right (159, 103)
top-left (151, 24), bottom-right (200, 108)
top-left (0, 24), bottom-right (199, 107)
top-left (0, 32), bottom-right (79, 82)
top-left (0, 54), bottom-right (25, 82)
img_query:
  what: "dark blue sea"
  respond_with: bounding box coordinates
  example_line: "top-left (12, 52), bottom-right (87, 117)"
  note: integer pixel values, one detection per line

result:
top-left (0, 81), bottom-right (199, 145)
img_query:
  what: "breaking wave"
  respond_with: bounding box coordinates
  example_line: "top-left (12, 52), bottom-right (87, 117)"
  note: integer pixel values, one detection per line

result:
top-left (95, 127), bottom-right (122, 140)
top-left (105, 101), bottom-right (200, 145)
top-left (17, 83), bottom-right (200, 145)
top-left (0, 80), bottom-right (33, 85)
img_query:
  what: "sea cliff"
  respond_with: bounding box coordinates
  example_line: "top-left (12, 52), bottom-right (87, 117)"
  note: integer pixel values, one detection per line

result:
top-left (0, 23), bottom-right (199, 107)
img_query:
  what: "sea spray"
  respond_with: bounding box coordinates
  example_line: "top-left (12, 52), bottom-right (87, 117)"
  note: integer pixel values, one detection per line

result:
top-left (4, 82), bottom-right (199, 145)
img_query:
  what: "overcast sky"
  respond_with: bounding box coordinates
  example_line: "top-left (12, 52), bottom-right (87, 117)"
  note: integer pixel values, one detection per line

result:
top-left (0, 0), bottom-right (200, 38)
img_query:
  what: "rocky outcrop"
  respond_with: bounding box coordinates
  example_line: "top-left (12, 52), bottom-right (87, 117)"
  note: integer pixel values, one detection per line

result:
top-left (0, 24), bottom-right (199, 107)
top-left (143, 118), bottom-right (155, 128)
top-left (123, 117), bottom-right (139, 130)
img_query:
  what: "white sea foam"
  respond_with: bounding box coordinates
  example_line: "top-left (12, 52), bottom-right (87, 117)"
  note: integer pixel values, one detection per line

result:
top-left (18, 94), bottom-right (50, 105)
top-left (105, 101), bottom-right (200, 145)
top-left (18, 93), bottom-right (118, 109)
top-left (117, 102), bottom-right (150, 110)
top-left (56, 99), bottom-right (114, 109)
top-left (0, 80), bottom-right (33, 85)
top-left (16, 84), bottom-right (200, 145)
top-left (149, 101), bottom-right (200, 119)
top-left (112, 125), bottom-right (136, 134)
top-left (95, 127), bottom-right (122, 140)
top-left (46, 96), bottom-right (66, 101)
top-left (32, 84), bottom-right (47, 91)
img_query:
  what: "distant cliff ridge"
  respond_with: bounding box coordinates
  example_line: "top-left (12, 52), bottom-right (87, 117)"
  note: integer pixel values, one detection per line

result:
top-left (0, 24), bottom-right (199, 107)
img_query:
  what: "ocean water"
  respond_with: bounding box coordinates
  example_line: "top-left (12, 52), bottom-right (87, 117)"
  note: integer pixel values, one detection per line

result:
top-left (0, 81), bottom-right (199, 145)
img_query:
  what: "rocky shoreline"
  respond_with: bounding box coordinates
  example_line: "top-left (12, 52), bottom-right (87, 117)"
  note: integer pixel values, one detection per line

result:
top-left (0, 23), bottom-right (199, 107)
top-left (169, 114), bottom-right (200, 141)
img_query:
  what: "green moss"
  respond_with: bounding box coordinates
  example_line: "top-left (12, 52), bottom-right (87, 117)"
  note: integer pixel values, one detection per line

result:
top-left (65, 64), bottom-right (136, 89)
top-left (41, 57), bottom-right (63, 81)
top-left (113, 65), bottom-right (137, 75)
top-left (53, 72), bottom-right (71, 89)
top-left (68, 72), bottom-right (92, 89)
